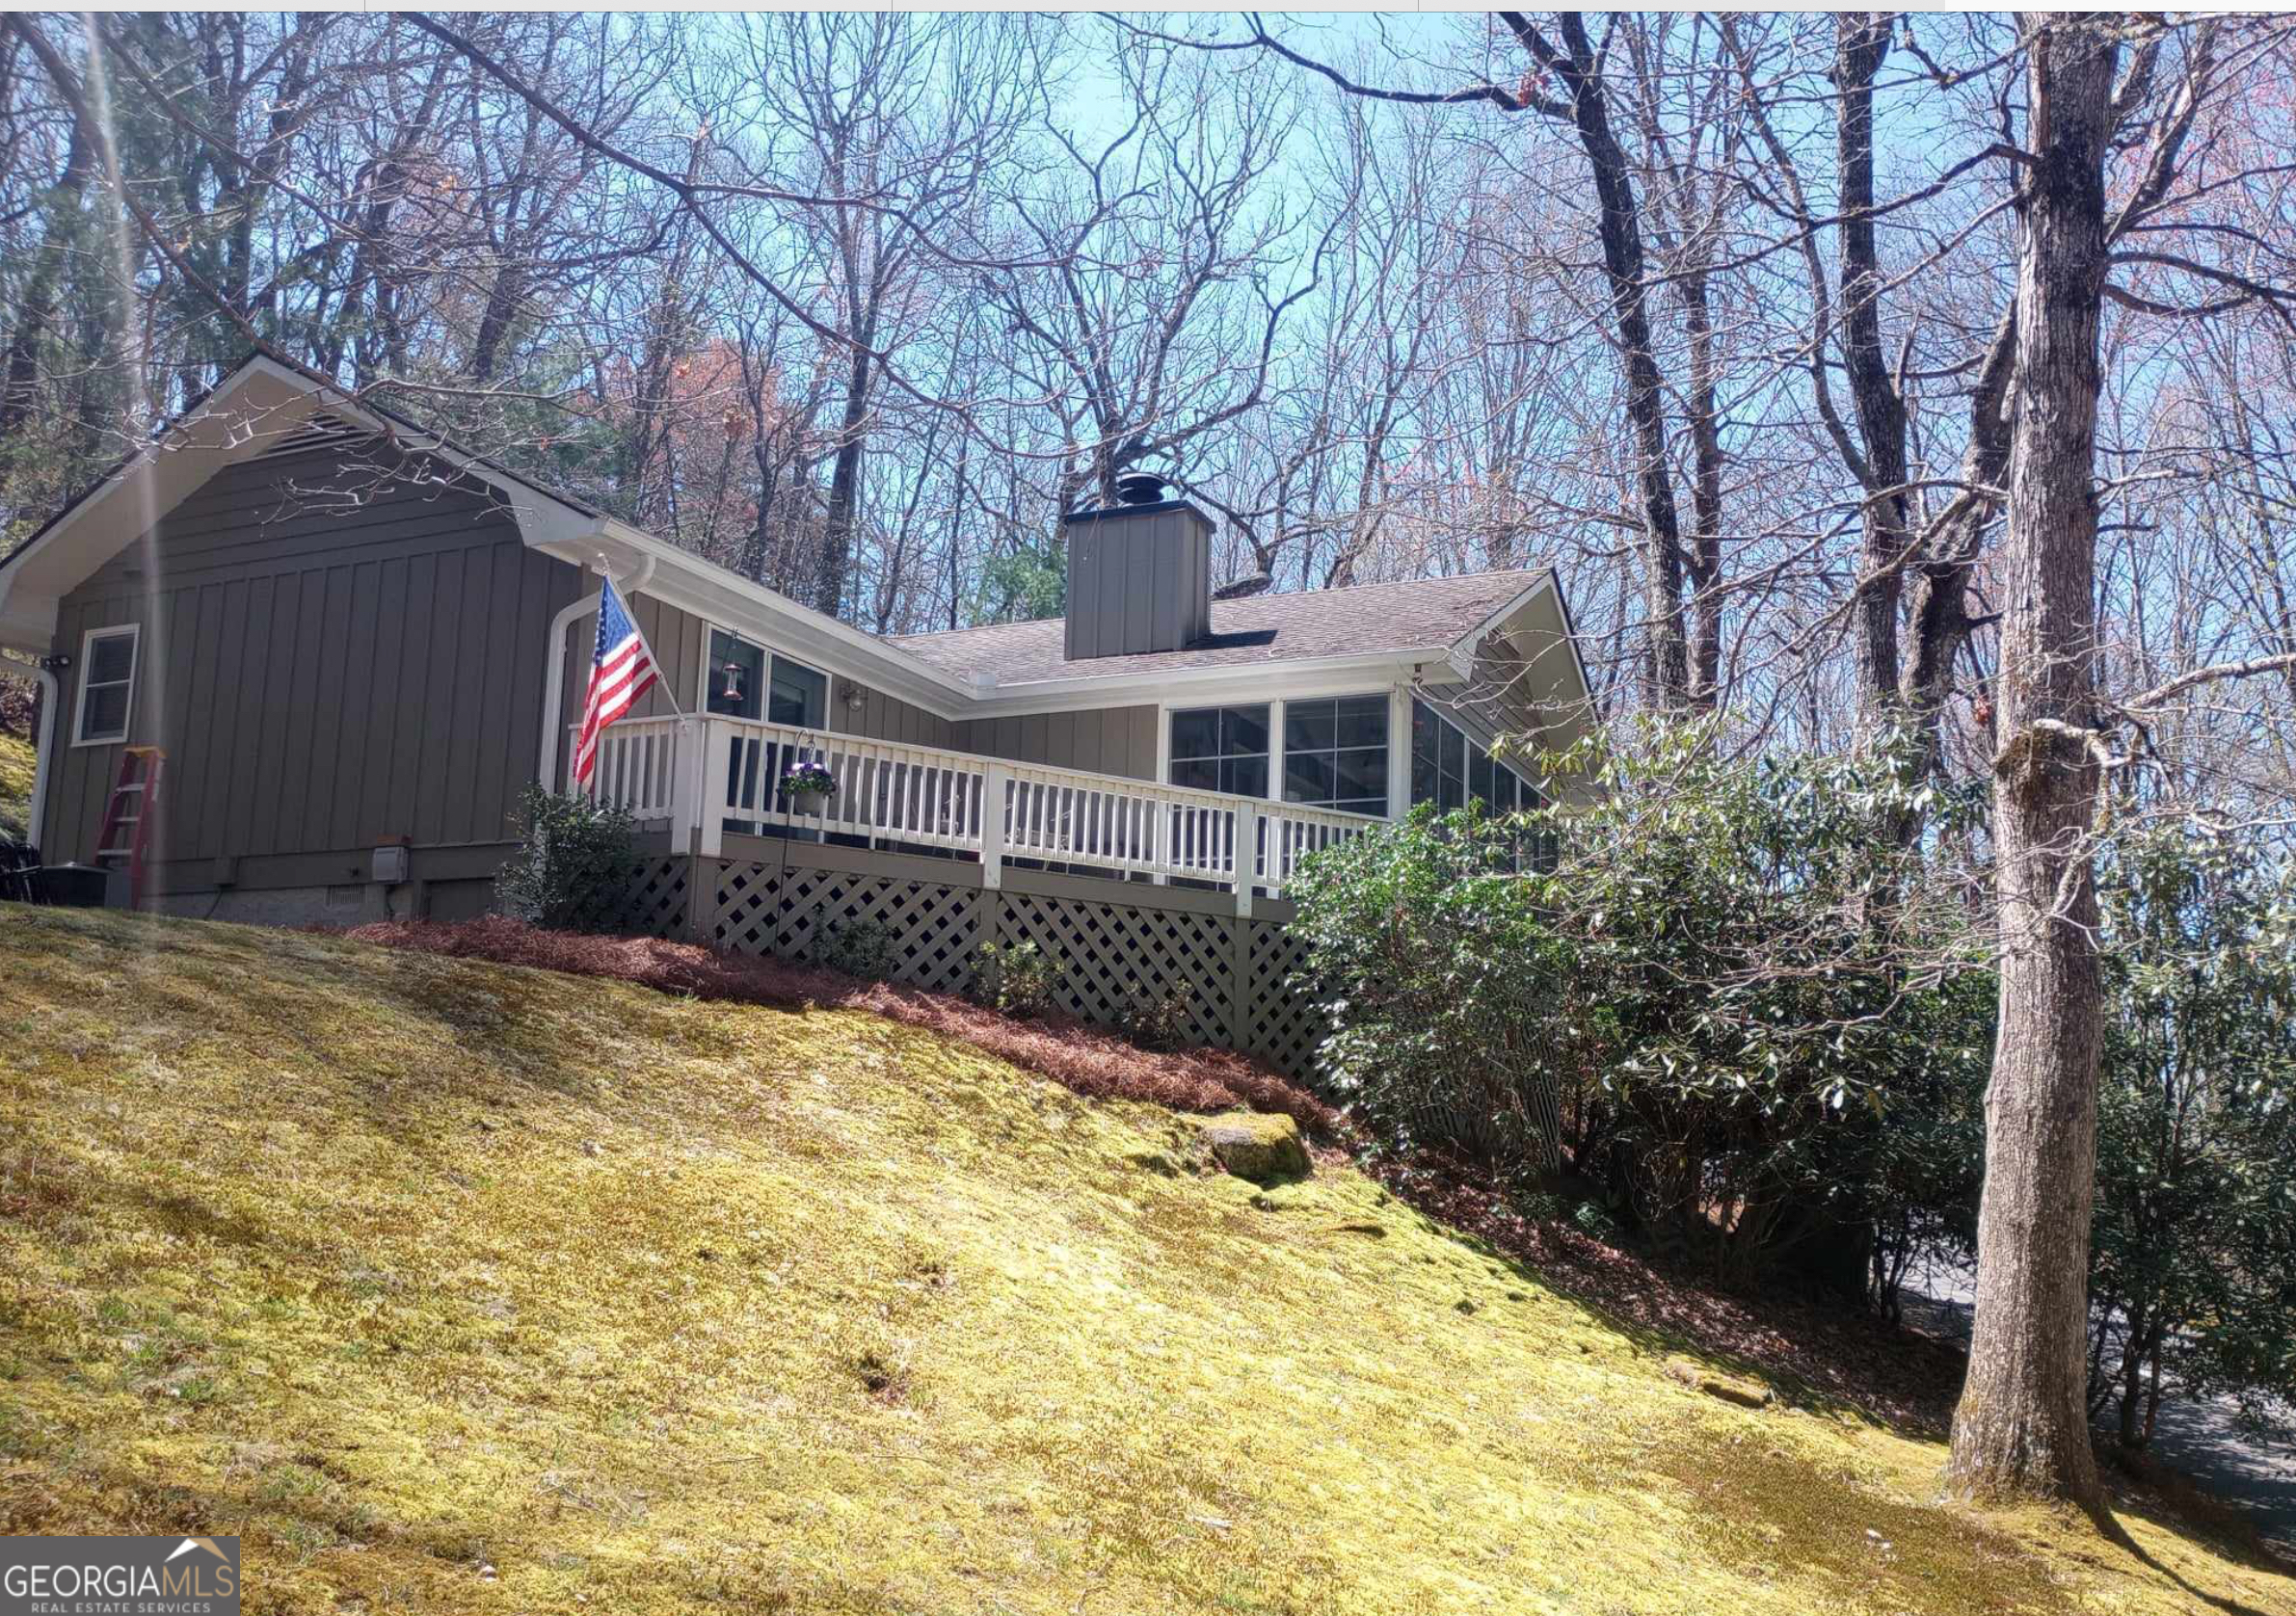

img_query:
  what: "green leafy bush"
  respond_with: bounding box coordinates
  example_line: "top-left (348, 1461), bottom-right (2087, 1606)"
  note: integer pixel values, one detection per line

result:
top-left (974, 940), bottom-right (1059, 1020)
top-left (1117, 984), bottom-right (1198, 1051)
top-left (494, 785), bottom-right (638, 932)
top-left (815, 919), bottom-right (897, 982)
top-left (2090, 823), bottom-right (2296, 1446)
top-left (1289, 721), bottom-right (1994, 1297)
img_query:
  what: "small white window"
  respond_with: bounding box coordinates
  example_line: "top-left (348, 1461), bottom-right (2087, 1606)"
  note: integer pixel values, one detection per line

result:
top-left (72, 623), bottom-right (139, 746)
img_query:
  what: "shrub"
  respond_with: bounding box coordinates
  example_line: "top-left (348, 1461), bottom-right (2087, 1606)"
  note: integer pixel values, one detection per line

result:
top-left (1288, 720), bottom-right (1994, 1298)
top-left (974, 940), bottom-right (1059, 1020)
top-left (1285, 803), bottom-right (1566, 1175)
top-left (815, 918), bottom-right (897, 981)
top-left (2089, 822), bottom-right (2296, 1447)
top-left (494, 785), bottom-right (638, 932)
top-left (1117, 984), bottom-right (1197, 1051)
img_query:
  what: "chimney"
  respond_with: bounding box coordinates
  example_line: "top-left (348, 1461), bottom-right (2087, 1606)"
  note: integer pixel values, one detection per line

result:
top-left (1062, 472), bottom-right (1213, 660)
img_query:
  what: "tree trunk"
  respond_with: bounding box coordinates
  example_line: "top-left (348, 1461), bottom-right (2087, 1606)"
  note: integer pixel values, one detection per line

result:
top-left (0, 117), bottom-right (93, 437)
top-left (1835, 14), bottom-right (1912, 718)
top-left (1537, 15), bottom-right (1691, 712)
top-left (813, 347), bottom-right (873, 619)
top-left (1679, 262), bottom-right (1724, 709)
top-left (1946, 13), bottom-right (2119, 1512)
top-left (1901, 308), bottom-right (2016, 772)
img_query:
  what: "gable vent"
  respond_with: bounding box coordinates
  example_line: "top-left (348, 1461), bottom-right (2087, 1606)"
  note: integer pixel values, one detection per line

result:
top-left (251, 411), bottom-right (370, 462)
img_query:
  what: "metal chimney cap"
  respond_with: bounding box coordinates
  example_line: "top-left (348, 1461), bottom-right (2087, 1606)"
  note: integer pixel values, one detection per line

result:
top-left (1114, 471), bottom-right (1170, 506)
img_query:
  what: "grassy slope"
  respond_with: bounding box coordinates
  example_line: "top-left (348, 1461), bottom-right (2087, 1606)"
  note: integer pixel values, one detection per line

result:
top-left (0, 908), bottom-right (2286, 1616)
top-left (0, 728), bottom-right (31, 841)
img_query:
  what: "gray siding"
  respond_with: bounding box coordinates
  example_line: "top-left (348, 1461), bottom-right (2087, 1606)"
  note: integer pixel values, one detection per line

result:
top-left (1062, 504), bottom-right (1212, 660)
top-left (953, 705), bottom-right (1158, 781)
top-left (41, 445), bottom-right (582, 874)
top-left (832, 676), bottom-right (956, 749)
top-left (551, 576), bottom-right (709, 787)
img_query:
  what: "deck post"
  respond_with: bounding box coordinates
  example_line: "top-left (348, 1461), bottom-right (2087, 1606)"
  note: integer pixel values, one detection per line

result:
top-left (1232, 799), bottom-right (1257, 918)
top-left (683, 854), bottom-right (718, 945)
top-left (666, 715), bottom-right (696, 856)
top-left (696, 719), bottom-right (725, 860)
top-left (980, 764), bottom-right (1008, 889)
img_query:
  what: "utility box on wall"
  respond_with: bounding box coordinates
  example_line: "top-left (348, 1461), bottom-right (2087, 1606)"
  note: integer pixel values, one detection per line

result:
top-left (371, 844), bottom-right (411, 886)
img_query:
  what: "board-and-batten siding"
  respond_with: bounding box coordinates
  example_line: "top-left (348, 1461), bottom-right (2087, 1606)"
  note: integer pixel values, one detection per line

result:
top-left (954, 707), bottom-right (1159, 781)
top-left (40, 447), bottom-right (582, 873)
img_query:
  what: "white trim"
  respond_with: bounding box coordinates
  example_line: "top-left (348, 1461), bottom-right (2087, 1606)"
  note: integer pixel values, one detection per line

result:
top-left (1386, 684), bottom-right (1411, 820)
top-left (69, 623), bottom-right (139, 748)
top-left (1455, 569), bottom-right (1561, 663)
top-left (27, 661), bottom-right (59, 845)
top-left (1268, 697), bottom-right (1287, 809)
top-left (537, 592), bottom-right (598, 789)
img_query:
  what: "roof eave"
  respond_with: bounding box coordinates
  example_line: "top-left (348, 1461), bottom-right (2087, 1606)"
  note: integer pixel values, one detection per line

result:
top-left (537, 518), bottom-right (980, 720)
top-left (958, 646), bottom-right (1460, 717)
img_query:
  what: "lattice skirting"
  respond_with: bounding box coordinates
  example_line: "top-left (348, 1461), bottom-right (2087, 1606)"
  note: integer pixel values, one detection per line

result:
top-left (1241, 918), bottom-right (1322, 1076)
top-left (671, 854), bottom-right (1324, 1080)
top-left (706, 858), bottom-right (981, 996)
top-left (996, 887), bottom-right (1237, 1049)
top-left (578, 855), bottom-right (690, 940)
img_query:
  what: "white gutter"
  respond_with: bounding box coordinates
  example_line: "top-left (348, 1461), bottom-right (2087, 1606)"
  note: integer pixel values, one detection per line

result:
top-left (962, 647), bottom-right (1456, 717)
top-left (25, 660), bottom-right (58, 850)
top-left (536, 550), bottom-right (655, 788)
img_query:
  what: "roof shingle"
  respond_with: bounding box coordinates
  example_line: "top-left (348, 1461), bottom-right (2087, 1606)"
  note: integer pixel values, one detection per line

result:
top-left (893, 569), bottom-right (1541, 684)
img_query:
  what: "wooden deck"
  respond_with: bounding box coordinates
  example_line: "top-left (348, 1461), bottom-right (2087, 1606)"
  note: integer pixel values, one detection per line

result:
top-left (578, 714), bottom-right (1378, 915)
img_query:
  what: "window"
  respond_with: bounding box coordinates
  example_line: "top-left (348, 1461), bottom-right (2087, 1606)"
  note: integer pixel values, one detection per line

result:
top-left (1283, 694), bottom-right (1388, 816)
top-left (1410, 698), bottom-right (1539, 816)
top-left (707, 630), bottom-right (763, 719)
top-left (707, 629), bottom-right (826, 729)
top-left (73, 624), bottom-right (138, 746)
top-left (1168, 704), bottom-right (1268, 798)
top-left (767, 657), bottom-right (828, 729)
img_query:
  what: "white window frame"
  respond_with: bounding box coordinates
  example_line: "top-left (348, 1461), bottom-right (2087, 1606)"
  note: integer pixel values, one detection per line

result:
top-left (1161, 686), bottom-right (1401, 820)
top-left (71, 623), bottom-right (140, 748)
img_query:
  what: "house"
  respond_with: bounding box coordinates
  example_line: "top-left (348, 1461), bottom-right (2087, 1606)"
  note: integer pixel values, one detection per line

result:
top-left (0, 357), bottom-right (1594, 1068)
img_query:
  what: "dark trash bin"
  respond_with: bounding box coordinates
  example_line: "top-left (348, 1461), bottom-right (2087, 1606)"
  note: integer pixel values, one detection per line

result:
top-left (14, 861), bottom-right (128, 909)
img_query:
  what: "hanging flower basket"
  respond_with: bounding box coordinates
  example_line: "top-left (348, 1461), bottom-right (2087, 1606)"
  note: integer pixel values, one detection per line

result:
top-left (781, 760), bottom-right (837, 816)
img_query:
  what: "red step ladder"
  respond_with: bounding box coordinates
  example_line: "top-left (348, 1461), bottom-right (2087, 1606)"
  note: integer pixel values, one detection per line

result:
top-left (93, 747), bottom-right (166, 908)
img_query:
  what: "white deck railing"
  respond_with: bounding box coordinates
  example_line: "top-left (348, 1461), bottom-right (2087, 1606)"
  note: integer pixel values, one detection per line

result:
top-left (571, 714), bottom-right (1376, 909)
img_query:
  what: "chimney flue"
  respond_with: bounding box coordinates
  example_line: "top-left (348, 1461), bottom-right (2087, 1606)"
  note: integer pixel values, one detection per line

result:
top-left (1114, 471), bottom-right (1169, 506)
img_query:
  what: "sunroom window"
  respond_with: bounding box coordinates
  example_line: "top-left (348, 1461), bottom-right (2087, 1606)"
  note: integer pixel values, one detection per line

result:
top-left (1410, 699), bottom-right (1538, 814)
top-left (1168, 704), bottom-right (1268, 798)
top-left (1282, 695), bottom-right (1388, 816)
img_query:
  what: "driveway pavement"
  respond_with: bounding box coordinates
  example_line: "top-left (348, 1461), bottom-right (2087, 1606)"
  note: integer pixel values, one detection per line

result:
top-left (1902, 1274), bottom-right (2295, 1555)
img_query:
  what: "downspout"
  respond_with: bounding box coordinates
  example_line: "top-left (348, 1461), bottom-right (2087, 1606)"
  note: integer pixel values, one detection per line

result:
top-left (26, 660), bottom-right (59, 852)
top-left (535, 553), bottom-right (657, 788)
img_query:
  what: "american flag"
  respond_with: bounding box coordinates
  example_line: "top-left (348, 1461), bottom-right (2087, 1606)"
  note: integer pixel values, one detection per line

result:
top-left (573, 577), bottom-right (659, 785)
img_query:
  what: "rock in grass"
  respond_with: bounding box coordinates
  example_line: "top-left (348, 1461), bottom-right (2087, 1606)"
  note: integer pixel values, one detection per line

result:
top-left (1197, 1111), bottom-right (1309, 1184)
